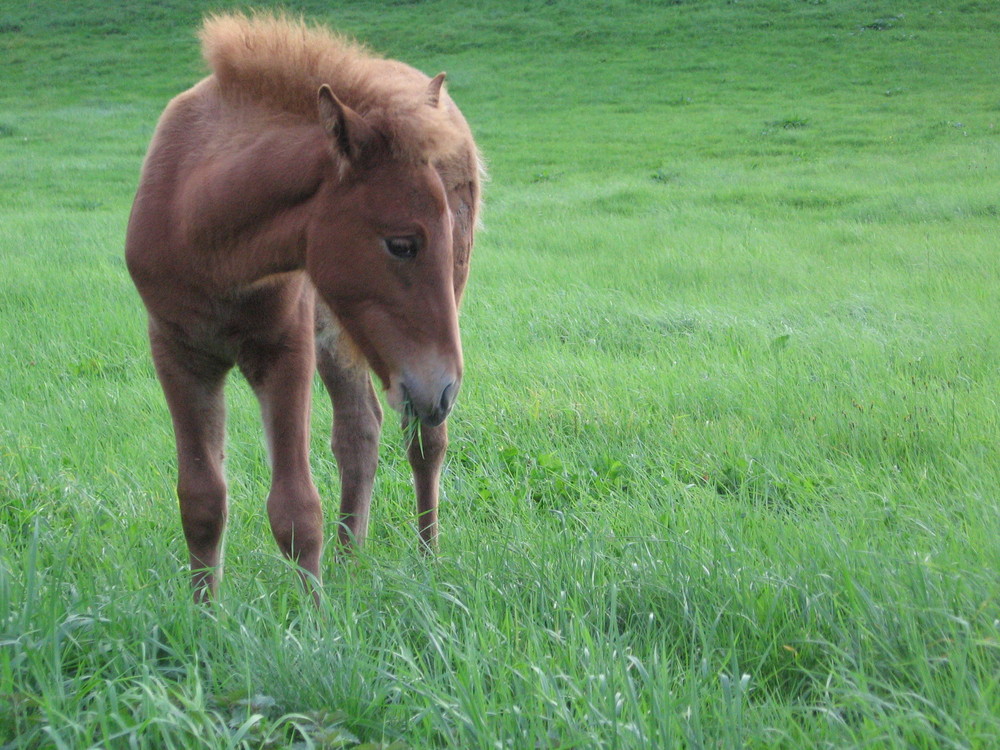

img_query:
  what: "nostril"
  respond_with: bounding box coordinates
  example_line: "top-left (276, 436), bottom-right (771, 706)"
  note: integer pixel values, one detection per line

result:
top-left (439, 380), bottom-right (457, 414)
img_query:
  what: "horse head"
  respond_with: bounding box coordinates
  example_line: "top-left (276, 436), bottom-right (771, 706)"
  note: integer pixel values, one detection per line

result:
top-left (306, 82), bottom-right (462, 427)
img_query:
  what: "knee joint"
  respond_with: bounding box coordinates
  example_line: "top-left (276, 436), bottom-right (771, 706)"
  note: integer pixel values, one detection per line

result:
top-left (267, 483), bottom-right (322, 548)
top-left (332, 409), bottom-right (381, 458)
top-left (408, 427), bottom-right (447, 466)
top-left (177, 475), bottom-right (227, 547)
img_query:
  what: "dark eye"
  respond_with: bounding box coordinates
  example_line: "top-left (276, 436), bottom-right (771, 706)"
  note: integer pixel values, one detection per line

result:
top-left (383, 236), bottom-right (421, 259)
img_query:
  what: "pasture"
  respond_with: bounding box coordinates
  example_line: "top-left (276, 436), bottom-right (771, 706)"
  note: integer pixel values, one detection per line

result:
top-left (1, 0), bottom-right (998, 747)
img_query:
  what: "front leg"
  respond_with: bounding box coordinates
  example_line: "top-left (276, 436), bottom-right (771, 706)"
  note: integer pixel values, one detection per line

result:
top-left (238, 289), bottom-right (324, 594)
top-left (148, 321), bottom-right (231, 602)
top-left (405, 418), bottom-right (448, 551)
top-left (316, 343), bottom-right (383, 550)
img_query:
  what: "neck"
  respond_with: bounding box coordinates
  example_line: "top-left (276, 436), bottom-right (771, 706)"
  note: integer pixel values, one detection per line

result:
top-left (178, 122), bottom-right (331, 287)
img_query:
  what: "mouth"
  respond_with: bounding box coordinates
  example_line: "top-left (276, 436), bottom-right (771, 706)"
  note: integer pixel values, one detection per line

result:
top-left (401, 383), bottom-right (449, 428)
top-left (387, 377), bottom-right (455, 428)
top-left (400, 387), bottom-right (420, 447)
top-left (401, 385), bottom-right (418, 424)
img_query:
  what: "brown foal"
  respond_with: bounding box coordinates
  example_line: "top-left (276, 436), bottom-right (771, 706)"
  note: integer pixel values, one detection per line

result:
top-left (125, 13), bottom-right (481, 600)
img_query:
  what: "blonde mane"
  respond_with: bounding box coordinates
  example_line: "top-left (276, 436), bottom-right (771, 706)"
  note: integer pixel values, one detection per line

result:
top-left (200, 12), bottom-right (469, 164)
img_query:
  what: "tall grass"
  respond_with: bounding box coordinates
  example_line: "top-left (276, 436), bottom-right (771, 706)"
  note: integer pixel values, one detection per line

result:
top-left (2, 1), bottom-right (998, 747)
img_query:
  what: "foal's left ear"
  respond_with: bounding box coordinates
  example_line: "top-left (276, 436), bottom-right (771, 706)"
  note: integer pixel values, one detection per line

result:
top-left (317, 84), bottom-right (374, 160)
top-left (427, 72), bottom-right (446, 107)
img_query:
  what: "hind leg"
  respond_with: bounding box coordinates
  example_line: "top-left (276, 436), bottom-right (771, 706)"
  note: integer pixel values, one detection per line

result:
top-left (316, 336), bottom-right (383, 550)
top-left (239, 304), bottom-right (324, 589)
top-left (149, 321), bottom-right (231, 602)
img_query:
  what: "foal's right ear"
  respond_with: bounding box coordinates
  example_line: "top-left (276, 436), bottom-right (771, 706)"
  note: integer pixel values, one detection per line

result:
top-left (317, 85), bottom-right (373, 160)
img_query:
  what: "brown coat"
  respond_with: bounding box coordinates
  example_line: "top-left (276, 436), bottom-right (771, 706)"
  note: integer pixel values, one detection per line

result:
top-left (126, 12), bottom-right (483, 599)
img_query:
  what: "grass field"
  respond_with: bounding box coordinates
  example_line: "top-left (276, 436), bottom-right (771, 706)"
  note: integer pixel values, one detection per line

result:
top-left (2, 0), bottom-right (999, 747)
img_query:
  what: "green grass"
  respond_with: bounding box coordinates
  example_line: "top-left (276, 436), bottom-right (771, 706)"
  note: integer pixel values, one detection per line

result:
top-left (2, 0), bottom-right (999, 747)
